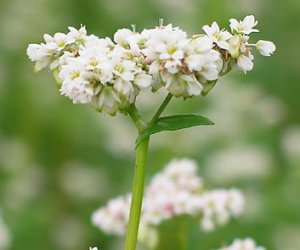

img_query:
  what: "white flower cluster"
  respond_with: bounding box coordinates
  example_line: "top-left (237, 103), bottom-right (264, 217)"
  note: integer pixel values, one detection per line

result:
top-left (216, 238), bottom-right (265, 250)
top-left (88, 238), bottom-right (265, 250)
top-left (27, 16), bottom-right (275, 115)
top-left (27, 26), bottom-right (152, 115)
top-left (92, 159), bottom-right (245, 246)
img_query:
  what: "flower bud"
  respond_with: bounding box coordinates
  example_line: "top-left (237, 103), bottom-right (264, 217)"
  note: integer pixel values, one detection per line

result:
top-left (228, 35), bottom-right (242, 59)
top-left (256, 40), bottom-right (276, 56)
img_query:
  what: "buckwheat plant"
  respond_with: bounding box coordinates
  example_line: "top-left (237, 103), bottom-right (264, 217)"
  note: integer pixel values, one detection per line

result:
top-left (27, 15), bottom-right (275, 250)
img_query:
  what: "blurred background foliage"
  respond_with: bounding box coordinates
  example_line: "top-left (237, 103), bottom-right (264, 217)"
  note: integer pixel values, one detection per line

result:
top-left (0, 0), bottom-right (300, 249)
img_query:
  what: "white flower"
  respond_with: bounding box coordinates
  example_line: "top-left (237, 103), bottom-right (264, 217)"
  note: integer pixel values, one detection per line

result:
top-left (256, 40), bottom-right (276, 56)
top-left (26, 26), bottom-right (85, 72)
top-left (84, 35), bottom-right (113, 51)
top-left (217, 238), bottom-right (266, 250)
top-left (80, 46), bottom-right (113, 83)
top-left (113, 59), bottom-right (136, 81)
top-left (45, 32), bottom-right (72, 50)
top-left (162, 73), bottom-right (203, 97)
top-left (185, 36), bottom-right (213, 71)
top-left (161, 73), bottom-right (188, 96)
top-left (111, 59), bottom-right (136, 97)
top-left (202, 22), bottom-right (232, 50)
top-left (126, 32), bottom-right (148, 55)
top-left (148, 61), bottom-right (163, 91)
top-left (143, 24), bottom-right (188, 61)
top-left (114, 28), bottom-right (146, 56)
top-left (89, 247), bottom-right (98, 250)
top-left (186, 36), bottom-right (221, 81)
top-left (114, 28), bottom-right (134, 47)
top-left (188, 35), bottom-right (213, 54)
top-left (230, 15), bottom-right (259, 35)
top-left (67, 26), bottom-right (87, 44)
top-left (58, 57), bottom-right (86, 82)
top-left (237, 53), bottom-right (254, 73)
top-left (199, 51), bottom-right (221, 81)
top-left (58, 57), bottom-right (96, 104)
top-left (60, 78), bottom-right (95, 104)
top-left (26, 44), bottom-right (54, 71)
top-left (92, 87), bottom-right (121, 115)
top-left (134, 73), bottom-right (152, 89)
top-left (185, 54), bottom-right (206, 72)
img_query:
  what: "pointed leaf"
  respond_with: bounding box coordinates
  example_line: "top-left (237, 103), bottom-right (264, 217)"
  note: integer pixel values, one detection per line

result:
top-left (137, 114), bottom-right (214, 145)
top-left (152, 114), bottom-right (214, 132)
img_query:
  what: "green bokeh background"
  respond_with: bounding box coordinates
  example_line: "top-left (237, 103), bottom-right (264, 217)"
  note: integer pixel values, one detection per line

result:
top-left (0, 0), bottom-right (300, 249)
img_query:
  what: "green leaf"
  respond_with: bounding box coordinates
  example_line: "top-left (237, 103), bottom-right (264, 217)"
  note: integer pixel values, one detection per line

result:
top-left (137, 114), bottom-right (214, 145)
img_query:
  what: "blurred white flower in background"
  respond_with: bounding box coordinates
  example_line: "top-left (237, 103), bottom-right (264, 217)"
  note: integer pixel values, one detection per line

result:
top-left (281, 126), bottom-right (300, 164)
top-left (0, 215), bottom-right (10, 250)
top-left (92, 159), bottom-right (245, 247)
top-left (59, 162), bottom-right (110, 201)
top-left (240, 190), bottom-right (264, 223)
top-left (89, 247), bottom-right (98, 250)
top-left (252, 96), bottom-right (286, 126)
top-left (149, 81), bottom-right (285, 156)
top-left (273, 226), bottom-right (300, 250)
top-left (216, 238), bottom-right (265, 250)
top-left (205, 145), bottom-right (272, 184)
top-left (0, 138), bottom-right (46, 210)
top-left (199, 188), bottom-right (244, 231)
top-left (2, 166), bottom-right (46, 210)
top-left (52, 216), bottom-right (87, 250)
top-left (0, 137), bottom-right (30, 172)
top-left (206, 82), bottom-right (284, 137)
top-left (100, 115), bottom-right (136, 154)
top-left (92, 194), bottom-right (131, 235)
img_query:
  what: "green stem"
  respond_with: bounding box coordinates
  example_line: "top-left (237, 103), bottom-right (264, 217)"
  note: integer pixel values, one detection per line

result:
top-left (149, 93), bottom-right (173, 125)
top-left (124, 93), bottom-right (173, 250)
top-left (124, 135), bottom-right (150, 250)
top-left (179, 217), bottom-right (188, 250)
